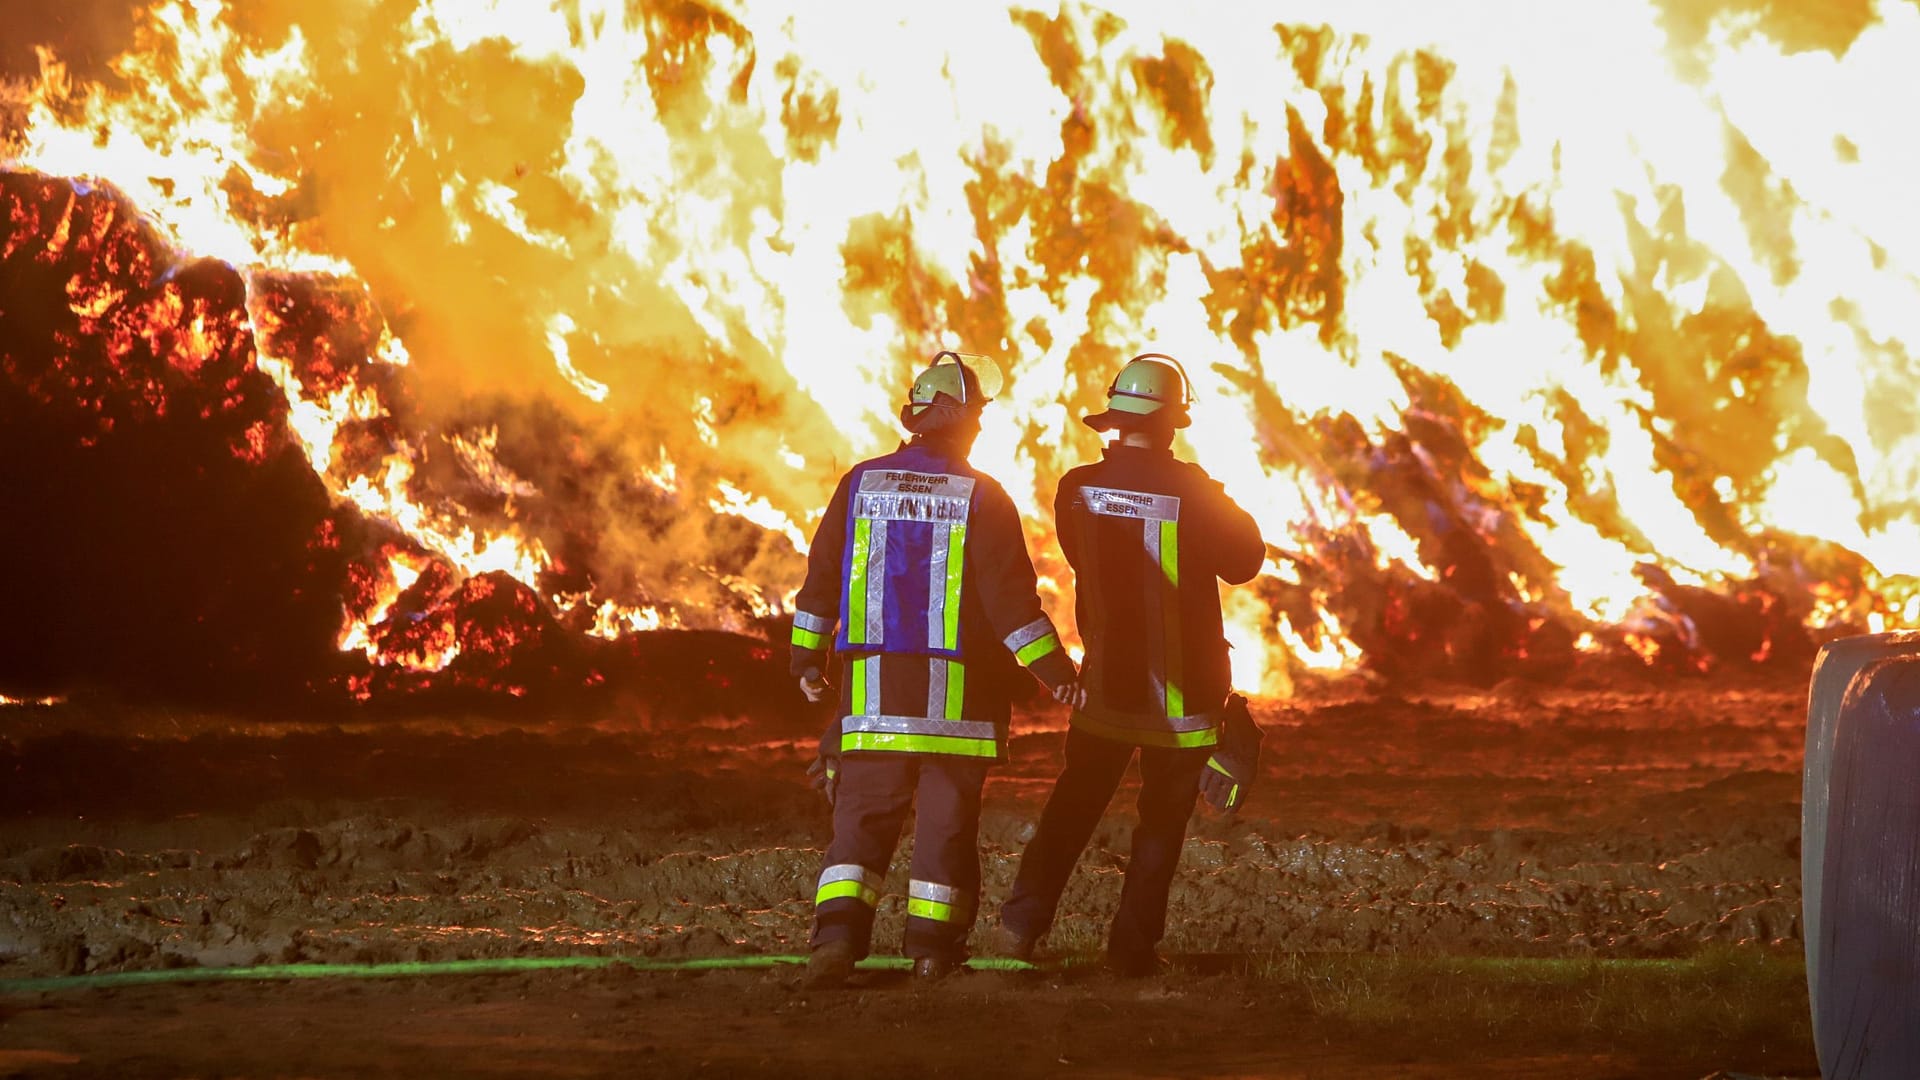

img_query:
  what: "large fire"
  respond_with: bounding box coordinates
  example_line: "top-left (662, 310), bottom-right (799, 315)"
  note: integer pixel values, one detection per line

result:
top-left (2, 0), bottom-right (1916, 702)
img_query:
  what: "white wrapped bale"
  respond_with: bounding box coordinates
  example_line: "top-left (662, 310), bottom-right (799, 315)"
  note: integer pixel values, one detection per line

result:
top-left (1807, 635), bottom-right (1920, 1078)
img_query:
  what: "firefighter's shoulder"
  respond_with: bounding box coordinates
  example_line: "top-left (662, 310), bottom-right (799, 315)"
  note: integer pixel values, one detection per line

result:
top-left (1056, 460), bottom-right (1104, 487)
top-left (1176, 457), bottom-right (1233, 493)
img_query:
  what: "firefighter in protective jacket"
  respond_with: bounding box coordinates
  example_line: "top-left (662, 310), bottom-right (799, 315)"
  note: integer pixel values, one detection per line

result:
top-left (992, 353), bottom-right (1264, 976)
top-left (790, 352), bottom-right (1078, 985)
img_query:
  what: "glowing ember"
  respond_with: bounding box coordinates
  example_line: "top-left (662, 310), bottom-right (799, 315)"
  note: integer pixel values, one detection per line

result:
top-left (3, 1), bottom-right (1918, 699)
top-left (0, 694), bottom-right (63, 708)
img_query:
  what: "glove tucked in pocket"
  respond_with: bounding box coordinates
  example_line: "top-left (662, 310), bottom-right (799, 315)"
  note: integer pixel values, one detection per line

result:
top-left (1200, 693), bottom-right (1261, 813)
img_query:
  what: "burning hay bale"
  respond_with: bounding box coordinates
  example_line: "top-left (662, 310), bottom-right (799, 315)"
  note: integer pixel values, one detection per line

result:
top-left (0, 171), bottom-right (354, 704)
top-left (0, 172), bottom-right (803, 714)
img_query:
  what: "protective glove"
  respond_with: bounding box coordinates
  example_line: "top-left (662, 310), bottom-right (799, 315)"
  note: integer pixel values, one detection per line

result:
top-left (806, 718), bottom-right (840, 806)
top-left (1200, 693), bottom-right (1261, 813)
top-left (798, 666), bottom-right (831, 703)
top-left (1051, 679), bottom-right (1088, 709)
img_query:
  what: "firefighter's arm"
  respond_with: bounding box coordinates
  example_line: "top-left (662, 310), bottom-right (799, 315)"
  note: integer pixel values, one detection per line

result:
top-left (1188, 465), bottom-right (1265, 585)
top-left (791, 473), bottom-right (853, 682)
top-left (1047, 479), bottom-right (1088, 708)
top-left (972, 481), bottom-right (1077, 693)
top-left (1053, 474), bottom-right (1084, 570)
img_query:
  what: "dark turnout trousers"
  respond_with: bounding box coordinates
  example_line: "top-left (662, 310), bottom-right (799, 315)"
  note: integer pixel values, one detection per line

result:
top-left (810, 753), bottom-right (988, 962)
top-left (1001, 728), bottom-right (1209, 961)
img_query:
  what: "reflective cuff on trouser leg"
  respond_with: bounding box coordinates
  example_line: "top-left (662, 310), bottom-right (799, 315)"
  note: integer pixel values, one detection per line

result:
top-left (904, 878), bottom-right (976, 959)
top-left (904, 758), bottom-right (987, 961)
top-left (812, 754), bottom-right (916, 956)
top-left (811, 863), bottom-right (886, 954)
top-left (907, 878), bottom-right (975, 924)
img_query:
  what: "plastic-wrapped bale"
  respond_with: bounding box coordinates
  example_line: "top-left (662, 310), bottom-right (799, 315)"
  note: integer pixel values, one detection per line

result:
top-left (1808, 636), bottom-right (1920, 1078)
top-left (1804, 632), bottom-right (1920, 1026)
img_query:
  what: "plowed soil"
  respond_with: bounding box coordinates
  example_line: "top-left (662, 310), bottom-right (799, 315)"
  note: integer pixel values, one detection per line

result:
top-left (0, 677), bottom-right (1819, 1077)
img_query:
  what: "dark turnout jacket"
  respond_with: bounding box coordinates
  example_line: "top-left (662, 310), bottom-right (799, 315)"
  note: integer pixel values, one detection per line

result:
top-left (790, 437), bottom-right (1075, 761)
top-left (1056, 444), bottom-right (1264, 748)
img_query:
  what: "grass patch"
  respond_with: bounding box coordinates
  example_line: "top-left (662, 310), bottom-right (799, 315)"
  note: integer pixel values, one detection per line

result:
top-left (1238, 947), bottom-right (1809, 1048)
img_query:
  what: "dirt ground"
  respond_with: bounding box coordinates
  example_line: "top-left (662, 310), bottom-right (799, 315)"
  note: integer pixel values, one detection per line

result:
top-left (0, 675), bottom-right (1818, 1077)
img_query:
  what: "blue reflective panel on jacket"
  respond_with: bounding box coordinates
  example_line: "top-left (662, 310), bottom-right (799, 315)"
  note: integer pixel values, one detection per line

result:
top-left (835, 444), bottom-right (978, 660)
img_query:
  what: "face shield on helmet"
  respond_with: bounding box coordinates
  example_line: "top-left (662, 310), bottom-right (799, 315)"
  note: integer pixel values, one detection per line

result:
top-left (901, 350), bottom-right (1003, 429)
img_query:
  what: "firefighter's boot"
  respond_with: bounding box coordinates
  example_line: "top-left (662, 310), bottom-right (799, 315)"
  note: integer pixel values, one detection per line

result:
top-left (805, 939), bottom-right (858, 989)
top-left (911, 956), bottom-right (960, 980)
top-left (983, 922), bottom-right (1038, 962)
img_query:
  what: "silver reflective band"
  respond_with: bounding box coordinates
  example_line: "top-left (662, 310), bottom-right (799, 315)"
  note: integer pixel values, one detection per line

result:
top-left (1082, 485), bottom-right (1181, 522)
top-left (858, 470), bottom-right (976, 492)
top-left (909, 879), bottom-right (966, 904)
top-left (1142, 515), bottom-right (1165, 579)
top-left (856, 470), bottom-right (975, 523)
top-left (859, 655), bottom-right (882, 716)
top-left (1003, 616), bottom-right (1055, 653)
top-left (858, 470), bottom-right (977, 497)
top-left (841, 714), bottom-right (997, 741)
top-left (819, 864), bottom-right (884, 889)
top-left (793, 610), bottom-right (834, 634)
top-left (864, 518), bottom-right (888, 644)
top-left (856, 492), bottom-right (970, 522)
top-left (927, 657), bottom-right (949, 719)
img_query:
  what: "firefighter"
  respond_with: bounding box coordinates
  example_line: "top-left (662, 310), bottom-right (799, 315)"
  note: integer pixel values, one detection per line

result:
top-left (990, 353), bottom-right (1264, 976)
top-left (790, 351), bottom-right (1079, 985)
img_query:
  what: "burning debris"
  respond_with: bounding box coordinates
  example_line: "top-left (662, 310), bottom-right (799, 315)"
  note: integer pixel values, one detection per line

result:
top-left (3, 2), bottom-right (1918, 706)
top-left (0, 173), bottom-right (797, 709)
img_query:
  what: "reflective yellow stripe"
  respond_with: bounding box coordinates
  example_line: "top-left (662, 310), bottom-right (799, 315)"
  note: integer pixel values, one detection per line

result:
top-left (847, 518), bottom-right (872, 644)
top-left (907, 897), bottom-right (958, 922)
top-left (943, 524), bottom-right (966, 650)
top-left (1015, 632), bottom-right (1061, 667)
top-left (1072, 713), bottom-right (1219, 749)
top-left (1207, 756), bottom-right (1233, 777)
top-left (816, 879), bottom-right (879, 906)
top-left (906, 878), bottom-right (971, 923)
top-left (945, 661), bottom-right (964, 719)
top-left (851, 654), bottom-right (869, 714)
top-left (840, 731), bottom-right (998, 757)
top-left (1160, 519), bottom-right (1183, 718)
top-left (817, 864), bottom-right (884, 907)
top-left (792, 626), bottom-right (826, 650)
